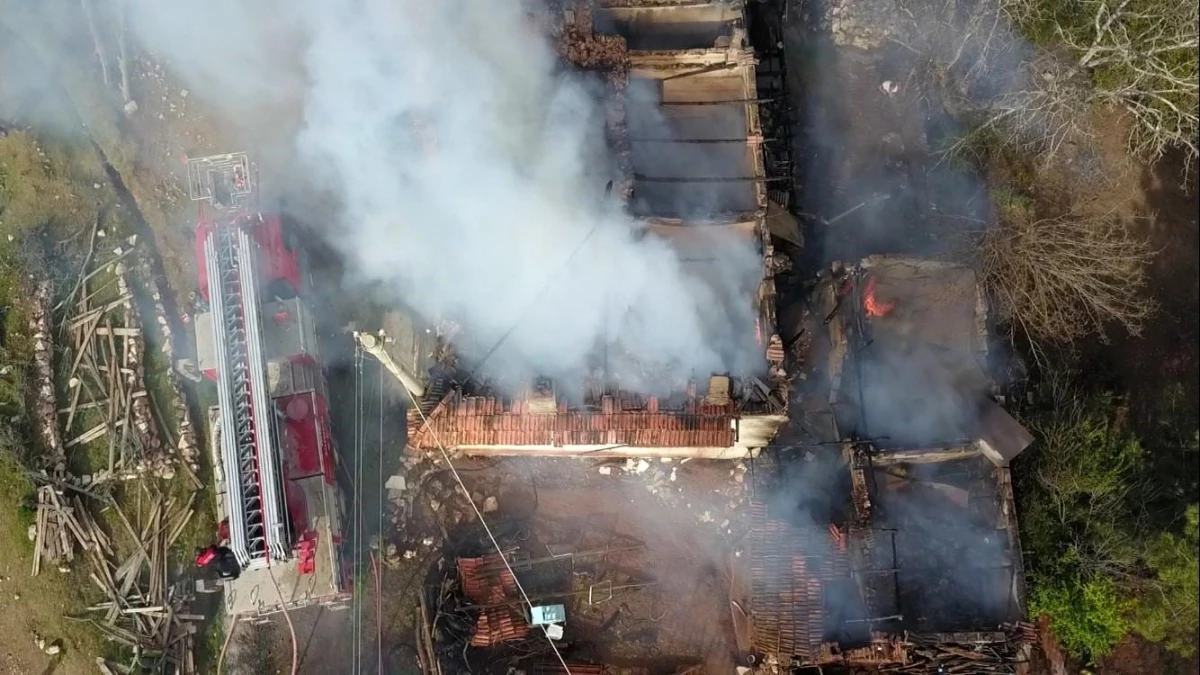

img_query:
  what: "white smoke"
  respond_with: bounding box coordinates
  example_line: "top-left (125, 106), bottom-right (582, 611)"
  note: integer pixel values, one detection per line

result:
top-left (128, 0), bottom-right (764, 391)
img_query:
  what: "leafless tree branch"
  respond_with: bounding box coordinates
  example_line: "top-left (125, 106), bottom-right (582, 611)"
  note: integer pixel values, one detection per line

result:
top-left (974, 202), bottom-right (1156, 347)
top-left (80, 0), bottom-right (110, 86)
top-left (1000, 0), bottom-right (1199, 163)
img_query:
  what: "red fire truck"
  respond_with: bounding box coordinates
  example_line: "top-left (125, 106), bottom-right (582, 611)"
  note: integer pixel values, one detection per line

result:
top-left (189, 153), bottom-right (349, 616)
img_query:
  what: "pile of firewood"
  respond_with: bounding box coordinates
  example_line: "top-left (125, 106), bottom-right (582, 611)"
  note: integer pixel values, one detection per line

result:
top-left (30, 278), bottom-right (68, 477)
top-left (129, 242), bottom-right (202, 477)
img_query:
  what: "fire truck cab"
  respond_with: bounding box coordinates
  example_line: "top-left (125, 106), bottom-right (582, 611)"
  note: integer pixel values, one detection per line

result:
top-left (188, 153), bottom-right (349, 617)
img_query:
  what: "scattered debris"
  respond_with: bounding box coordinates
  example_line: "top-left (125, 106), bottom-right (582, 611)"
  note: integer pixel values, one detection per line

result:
top-left (75, 490), bottom-right (201, 674)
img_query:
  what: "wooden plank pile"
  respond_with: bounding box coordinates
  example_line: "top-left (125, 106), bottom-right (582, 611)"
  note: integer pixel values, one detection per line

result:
top-left (21, 223), bottom-right (204, 674)
top-left (80, 490), bottom-right (201, 675)
top-left (30, 483), bottom-right (109, 576)
top-left (62, 241), bottom-right (177, 482)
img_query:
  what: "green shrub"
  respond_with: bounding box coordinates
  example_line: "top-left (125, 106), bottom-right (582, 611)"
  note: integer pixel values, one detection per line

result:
top-left (1032, 574), bottom-right (1131, 658)
top-left (1129, 505), bottom-right (1200, 656)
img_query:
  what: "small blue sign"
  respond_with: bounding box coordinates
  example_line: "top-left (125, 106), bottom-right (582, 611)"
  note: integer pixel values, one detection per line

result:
top-left (530, 604), bottom-right (567, 626)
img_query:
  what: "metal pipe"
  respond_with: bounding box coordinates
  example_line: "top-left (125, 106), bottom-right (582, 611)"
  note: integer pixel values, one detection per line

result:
top-left (356, 332), bottom-right (427, 398)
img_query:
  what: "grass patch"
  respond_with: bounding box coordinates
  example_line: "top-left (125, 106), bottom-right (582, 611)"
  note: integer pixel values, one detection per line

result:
top-left (0, 132), bottom-right (111, 235)
top-left (0, 451), bottom-right (37, 552)
top-left (990, 186), bottom-right (1037, 225)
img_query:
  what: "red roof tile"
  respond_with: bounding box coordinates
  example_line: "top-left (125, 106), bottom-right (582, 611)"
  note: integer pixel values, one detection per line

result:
top-left (457, 556), bottom-right (530, 647)
top-left (746, 503), bottom-right (849, 660)
top-left (408, 394), bottom-right (737, 451)
top-left (472, 606), bottom-right (530, 647)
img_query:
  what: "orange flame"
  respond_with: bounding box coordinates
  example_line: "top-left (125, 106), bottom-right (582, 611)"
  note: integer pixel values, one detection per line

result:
top-left (862, 276), bottom-right (895, 318)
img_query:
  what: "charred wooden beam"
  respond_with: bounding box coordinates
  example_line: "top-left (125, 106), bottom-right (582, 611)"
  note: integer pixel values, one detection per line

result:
top-left (632, 173), bottom-right (790, 184)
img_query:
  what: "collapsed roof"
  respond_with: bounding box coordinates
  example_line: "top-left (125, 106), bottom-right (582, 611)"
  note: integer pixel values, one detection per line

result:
top-left (822, 255), bottom-right (1032, 466)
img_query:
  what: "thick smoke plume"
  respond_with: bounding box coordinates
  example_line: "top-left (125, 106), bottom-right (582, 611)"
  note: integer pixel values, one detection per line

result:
top-left (123, 0), bottom-right (764, 392)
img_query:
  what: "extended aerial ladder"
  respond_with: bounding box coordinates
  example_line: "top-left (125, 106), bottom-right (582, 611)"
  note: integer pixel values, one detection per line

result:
top-left (190, 153), bottom-right (290, 568)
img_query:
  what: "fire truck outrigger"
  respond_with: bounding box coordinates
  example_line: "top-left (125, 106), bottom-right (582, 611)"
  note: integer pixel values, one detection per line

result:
top-left (189, 153), bottom-right (349, 616)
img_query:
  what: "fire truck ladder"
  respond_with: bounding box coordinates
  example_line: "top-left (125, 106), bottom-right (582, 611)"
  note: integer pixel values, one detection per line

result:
top-left (205, 226), bottom-right (290, 568)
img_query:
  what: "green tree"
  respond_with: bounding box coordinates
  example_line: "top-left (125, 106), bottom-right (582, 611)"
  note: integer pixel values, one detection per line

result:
top-left (1031, 574), bottom-right (1131, 657)
top-left (1018, 384), bottom-right (1147, 658)
top-left (1129, 504), bottom-right (1200, 655)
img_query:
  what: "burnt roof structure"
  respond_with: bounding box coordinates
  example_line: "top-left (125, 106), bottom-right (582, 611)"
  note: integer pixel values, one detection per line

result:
top-left (821, 255), bottom-right (1032, 467)
top-left (736, 500), bottom-right (1031, 673)
top-left (401, 0), bottom-right (791, 458)
top-left (742, 253), bottom-right (1035, 673)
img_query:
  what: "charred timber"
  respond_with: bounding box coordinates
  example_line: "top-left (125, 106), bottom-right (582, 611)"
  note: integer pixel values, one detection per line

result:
top-left (633, 174), bottom-right (791, 183)
top-left (628, 97), bottom-right (778, 105)
top-left (627, 137), bottom-right (777, 144)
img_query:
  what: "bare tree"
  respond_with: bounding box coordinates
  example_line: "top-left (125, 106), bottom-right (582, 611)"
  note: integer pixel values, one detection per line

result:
top-left (976, 199), bottom-right (1155, 347)
top-left (80, 0), bottom-right (111, 86)
top-left (1002, 0), bottom-right (1199, 162)
top-left (972, 54), bottom-right (1095, 165)
top-left (114, 0), bottom-right (133, 108)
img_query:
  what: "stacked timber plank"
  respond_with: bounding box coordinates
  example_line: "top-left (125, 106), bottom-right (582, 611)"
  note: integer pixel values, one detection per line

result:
top-left (114, 261), bottom-right (165, 470)
top-left (30, 484), bottom-right (109, 576)
top-left (63, 243), bottom-right (176, 481)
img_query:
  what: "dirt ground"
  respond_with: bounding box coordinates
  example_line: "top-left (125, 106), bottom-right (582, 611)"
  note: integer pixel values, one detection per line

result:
top-left (0, 485), bottom-right (97, 675)
top-left (1098, 635), bottom-right (1200, 675)
top-left (1105, 148), bottom-right (1199, 423)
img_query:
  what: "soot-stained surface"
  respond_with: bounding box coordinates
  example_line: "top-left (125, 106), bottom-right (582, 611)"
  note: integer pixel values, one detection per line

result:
top-left (871, 457), bottom-right (1017, 633)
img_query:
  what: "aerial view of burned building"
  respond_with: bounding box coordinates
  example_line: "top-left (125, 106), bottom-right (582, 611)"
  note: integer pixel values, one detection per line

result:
top-left (725, 254), bottom-right (1035, 673)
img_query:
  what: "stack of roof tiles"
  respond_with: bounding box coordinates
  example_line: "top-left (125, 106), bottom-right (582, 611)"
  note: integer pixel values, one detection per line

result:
top-left (408, 393), bottom-right (736, 450)
top-left (747, 503), bottom-right (848, 661)
top-left (457, 555), bottom-right (530, 647)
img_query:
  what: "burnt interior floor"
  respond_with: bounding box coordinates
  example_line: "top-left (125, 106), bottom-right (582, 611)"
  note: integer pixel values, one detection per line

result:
top-left (626, 75), bottom-right (759, 218)
top-left (865, 457), bottom-right (1018, 633)
top-left (419, 456), bottom-right (752, 674)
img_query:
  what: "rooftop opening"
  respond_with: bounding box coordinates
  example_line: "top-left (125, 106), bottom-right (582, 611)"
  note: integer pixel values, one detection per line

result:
top-left (626, 74), bottom-right (760, 218)
top-left (594, 3), bottom-right (740, 50)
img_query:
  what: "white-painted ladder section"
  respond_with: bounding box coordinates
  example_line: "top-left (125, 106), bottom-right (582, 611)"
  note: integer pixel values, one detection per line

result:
top-left (206, 226), bottom-right (291, 569)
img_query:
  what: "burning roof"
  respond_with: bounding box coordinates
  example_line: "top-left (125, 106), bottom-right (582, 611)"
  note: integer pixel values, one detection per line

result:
top-left (401, 0), bottom-right (791, 458)
top-left (822, 255), bottom-right (1032, 465)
